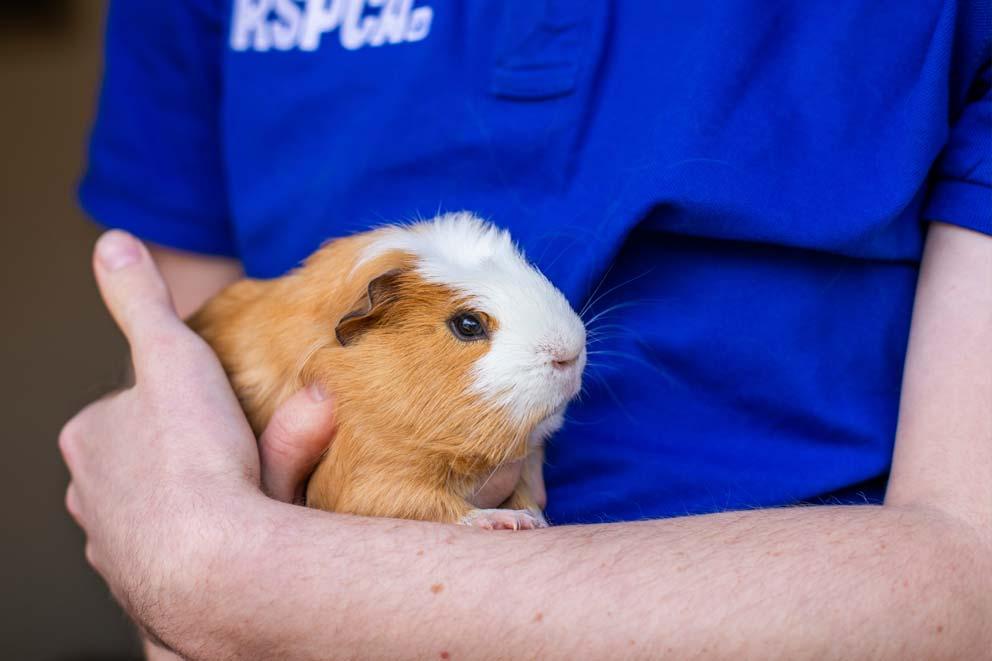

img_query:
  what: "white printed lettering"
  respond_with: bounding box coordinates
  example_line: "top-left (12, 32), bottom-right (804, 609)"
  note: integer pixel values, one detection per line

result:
top-left (299, 0), bottom-right (343, 51)
top-left (340, 0), bottom-right (377, 51)
top-left (231, 0), bottom-right (433, 52)
top-left (405, 4), bottom-right (432, 42)
top-left (271, 0), bottom-right (303, 50)
top-left (367, 0), bottom-right (408, 47)
top-left (230, 0), bottom-right (273, 51)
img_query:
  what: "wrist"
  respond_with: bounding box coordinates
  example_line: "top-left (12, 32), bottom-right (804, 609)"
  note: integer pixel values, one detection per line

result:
top-left (140, 487), bottom-right (274, 657)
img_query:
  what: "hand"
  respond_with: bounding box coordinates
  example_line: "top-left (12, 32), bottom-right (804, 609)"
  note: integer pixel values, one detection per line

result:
top-left (142, 386), bottom-right (335, 661)
top-left (61, 230), bottom-right (539, 657)
top-left (59, 231), bottom-right (336, 647)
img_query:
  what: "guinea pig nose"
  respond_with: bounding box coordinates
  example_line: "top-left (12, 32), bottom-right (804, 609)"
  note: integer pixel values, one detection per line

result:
top-left (551, 352), bottom-right (580, 370)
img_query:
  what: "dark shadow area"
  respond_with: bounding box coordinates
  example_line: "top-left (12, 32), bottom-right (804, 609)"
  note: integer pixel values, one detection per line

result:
top-left (0, 1), bottom-right (142, 658)
top-left (0, 0), bottom-right (73, 32)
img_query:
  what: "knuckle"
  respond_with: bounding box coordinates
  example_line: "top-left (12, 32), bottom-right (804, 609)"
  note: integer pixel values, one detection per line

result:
top-left (64, 486), bottom-right (77, 516)
top-left (84, 543), bottom-right (98, 569)
top-left (57, 419), bottom-right (81, 462)
top-left (139, 328), bottom-right (188, 356)
top-left (264, 413), bottom-right (306, 460)
top-left (135, 327), bottom-right (215, 375)
top-left (321, 401), bottom-right (338, 430)
top-left (264, 395), bottom-right (336, 460)
top-left (58, 397), bottom-right (118, 464)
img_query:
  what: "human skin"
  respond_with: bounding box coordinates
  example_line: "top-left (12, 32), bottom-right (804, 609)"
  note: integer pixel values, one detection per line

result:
top-left (61, 223), bottom-right (990, 659)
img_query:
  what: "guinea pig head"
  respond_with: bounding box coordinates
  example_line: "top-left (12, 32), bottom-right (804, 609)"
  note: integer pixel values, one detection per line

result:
top-left (304, 213), bottom-right (587, 481)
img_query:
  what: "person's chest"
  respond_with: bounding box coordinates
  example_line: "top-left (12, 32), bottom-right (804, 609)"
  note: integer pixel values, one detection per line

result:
top-left (218, 0), bottom-right (961, 287)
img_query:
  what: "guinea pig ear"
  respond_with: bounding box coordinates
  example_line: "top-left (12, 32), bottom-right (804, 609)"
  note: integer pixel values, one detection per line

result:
top-left (335, 269), bottom-right (404, 346)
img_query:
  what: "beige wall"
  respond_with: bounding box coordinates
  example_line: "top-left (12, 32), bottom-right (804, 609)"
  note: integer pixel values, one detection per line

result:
top-left (0, 3), bottom-right (142, 658)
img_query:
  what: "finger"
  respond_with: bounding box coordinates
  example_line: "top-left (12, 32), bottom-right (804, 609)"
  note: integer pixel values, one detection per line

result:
top-left (92, 231), bottom-right (185, 352)
top-left (258, 384), bottom-right (337, 504)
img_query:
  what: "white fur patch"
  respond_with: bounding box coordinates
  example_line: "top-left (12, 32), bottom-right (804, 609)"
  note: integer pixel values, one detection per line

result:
top-left (361, 212), bottom-right (586, 422)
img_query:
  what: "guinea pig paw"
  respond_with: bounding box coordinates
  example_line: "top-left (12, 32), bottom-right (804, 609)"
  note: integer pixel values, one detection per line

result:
top-left (459, 508), bottom-right (548, 531)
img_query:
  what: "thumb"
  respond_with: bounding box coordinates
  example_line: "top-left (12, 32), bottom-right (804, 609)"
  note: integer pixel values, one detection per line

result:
top-left (92, 230), bottom-right (184, 352)
top-left (259, 384), bottom-right (337, 504)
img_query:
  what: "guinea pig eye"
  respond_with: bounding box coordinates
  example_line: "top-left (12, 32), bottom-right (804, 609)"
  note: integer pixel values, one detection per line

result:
top-left (448, 312), bottom-right (488, 342)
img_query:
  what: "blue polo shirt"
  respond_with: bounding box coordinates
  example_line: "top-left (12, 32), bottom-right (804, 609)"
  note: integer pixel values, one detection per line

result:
top-left (81, 1), bottom-right (990, 524)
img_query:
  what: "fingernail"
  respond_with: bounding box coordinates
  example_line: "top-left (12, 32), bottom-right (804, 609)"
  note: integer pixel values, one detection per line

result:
top-left (96, 231), bottom-right (141, 271)
top-left (307, 382), bottom-right (328, 402)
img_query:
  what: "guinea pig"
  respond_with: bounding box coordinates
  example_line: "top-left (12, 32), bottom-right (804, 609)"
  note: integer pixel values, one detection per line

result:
top-left (188, 212), bottom-right (586, 529)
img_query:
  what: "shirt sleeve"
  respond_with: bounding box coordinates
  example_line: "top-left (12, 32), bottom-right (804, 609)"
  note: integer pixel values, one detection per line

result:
top-left (923, 61), bottom-right (991, 237)
top-left (78, 0), bottom-right (236, 257)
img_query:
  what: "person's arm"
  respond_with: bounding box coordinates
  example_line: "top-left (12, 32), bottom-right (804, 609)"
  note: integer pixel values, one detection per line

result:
top-left (179, 217), bottom-right (992, 660)
top-left (63, 225), bottom-right (990, 660)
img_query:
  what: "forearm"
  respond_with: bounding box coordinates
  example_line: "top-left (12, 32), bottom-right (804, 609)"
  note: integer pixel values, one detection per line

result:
top-left (174, 498), bottom-right (990, 660)
top-left (72, 227), bottom-right (990, 659)
top-left (166, 224), bottom-right (992, 660)
top-left (886, 223), bottom-right (992, 530)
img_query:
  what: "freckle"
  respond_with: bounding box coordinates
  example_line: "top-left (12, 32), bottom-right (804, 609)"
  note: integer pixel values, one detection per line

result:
top-left (417, 550), bottom-right (424, 556)
top-left (628, 639), bottom-right (636, 646)
top-left (533, 611), bottom-right (543, 622)
top-left (879, 542), bottom-right (887, 551)
top-left (440, 652), bottom-right (450, 659)
top-left (430, 583), bottom-right (444, 594)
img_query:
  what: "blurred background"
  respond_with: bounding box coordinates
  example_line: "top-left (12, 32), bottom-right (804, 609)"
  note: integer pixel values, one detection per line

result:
top-left (0, 1), bottom-right (142, 658)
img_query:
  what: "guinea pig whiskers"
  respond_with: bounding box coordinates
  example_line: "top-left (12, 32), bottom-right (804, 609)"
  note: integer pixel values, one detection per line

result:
top-left (461, 429), bottom-right (524, 502)
top-left (584, 368), bottom-right (638, 424)
top-left (585, 327), bottom-right (631, 345)
top-left (583, 300), bottom-right (646, 328)
top-left (445, 416), bottom-right (518, 487)
top-left (578, 261), bottom-right (618, 319)
top-left (586, 324), bottom-right (658, 363)
top-left (533, 225), bottom-right (596, 269)
top-left (586, 322), bottom-right (629, 336)
top-left (561, 411), bottom-right (615, 427)
top-left (473, 463), bottom-right (502, 500)
top-left (586, 349), bottom-right (659, 373)
top-left (579, 268), bottom-right (656, 322)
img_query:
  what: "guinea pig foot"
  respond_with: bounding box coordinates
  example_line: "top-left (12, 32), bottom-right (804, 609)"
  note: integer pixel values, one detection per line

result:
top-left (459, 508), bottom-right (548, 531)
